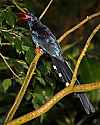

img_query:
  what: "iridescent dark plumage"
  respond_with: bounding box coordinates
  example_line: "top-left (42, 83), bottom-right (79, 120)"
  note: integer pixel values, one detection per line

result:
top-left (18, 12), bottom-right (95, 114)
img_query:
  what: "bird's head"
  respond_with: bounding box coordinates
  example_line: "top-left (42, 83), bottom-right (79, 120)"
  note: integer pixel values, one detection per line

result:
top-left (17, 11), bottom-right (37, 23)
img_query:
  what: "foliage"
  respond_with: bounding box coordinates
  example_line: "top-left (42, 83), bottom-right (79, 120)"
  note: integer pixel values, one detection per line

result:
top-left (0, 0), bottom-right (100, 125)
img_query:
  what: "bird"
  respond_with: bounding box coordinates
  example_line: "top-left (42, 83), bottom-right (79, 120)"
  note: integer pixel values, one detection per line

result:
top-left (17, 11), bottom-right (95, 114)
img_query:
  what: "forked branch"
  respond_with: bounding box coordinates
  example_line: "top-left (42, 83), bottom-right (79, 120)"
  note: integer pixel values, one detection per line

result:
top-left (58, 12), bottom-right (100, 43)
top-left (7, 24), bottom-right (100, 125)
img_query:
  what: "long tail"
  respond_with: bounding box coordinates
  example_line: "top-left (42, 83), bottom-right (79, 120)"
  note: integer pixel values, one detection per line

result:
top-left (52, 57), bottom-right (95, 114)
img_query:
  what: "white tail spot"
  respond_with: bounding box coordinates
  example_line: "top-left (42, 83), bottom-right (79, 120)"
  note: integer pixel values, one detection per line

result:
top-left (58, 73), bottom-right (62, 77)
top-left (66, 82), bottom-right (69, 86)
top-left (53, 65), bottom-right (57, 70)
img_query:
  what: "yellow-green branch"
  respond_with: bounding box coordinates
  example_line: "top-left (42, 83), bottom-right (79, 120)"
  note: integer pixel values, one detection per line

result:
top-left (39, 0), bottom-right (54, 20)
top-left (4, 52), bottom-right (43, 124)
top-left (7, 81), bottom-right (100, 125)
top-left (58, 12), bottom-right (100, 43)
top-left (70, 24), bottom-right (100, 87)
top-left (12, 0), bottom-right (26, 13)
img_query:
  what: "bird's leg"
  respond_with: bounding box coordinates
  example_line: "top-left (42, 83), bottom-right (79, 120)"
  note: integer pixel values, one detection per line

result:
top-left (35, 47), bottom-right (44, 55)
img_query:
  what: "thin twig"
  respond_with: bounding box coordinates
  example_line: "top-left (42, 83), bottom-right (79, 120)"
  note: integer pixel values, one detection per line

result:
top-left (39, 0), bottom-right (53, 20)
top-left (70, 24), bottom-right (100, 87)
top-left (62, 42), bottom-right (77, 52)
top-left (4, 52), bottom-right (43, 125)
top-left (0, 43), bottom-right (11, 46)
top-left (0, 28), bottom-right (12, 32)
top-left (58, 12), bottom-right (100, 43)
top-left (0, 28), bottom-right (22, 38)
top-left (6, 81), bottom-right (100, 125)
top-left (12, 0), bottom-right (26, 13)
top-left (0, 53), bottom-right (21, 80)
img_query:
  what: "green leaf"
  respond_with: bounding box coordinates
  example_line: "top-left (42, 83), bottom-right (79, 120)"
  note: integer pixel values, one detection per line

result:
top-left (5, 7), bottom-right (16, 27)
top-left (32, 93), bottom-right (45, 109)
top-left (88, 89), bottom-right (100, 102)
top-left (40, 61), bottom-right (51, 76)
top-left (31, 83), bottom-right (53, 109)
top-left (21, 36), bottom-right (33, 48)
top-left (68, 47), bottom-right (80, 59)
top-left (22, 45), bottom-right (30, 51)
top-left (36, 77), bottom-right (46, 86)
top-left (80, 58), bottom-right (100, 83)
top-left (3, 32), bottom-right (13, 43)
top-left (0, 11), bottom-right (5, 26)
top-left (0, 61), bottom-right (14, 70)
top-left (14, 37), bottom-right (22, 53)
top-left (44, 87), bottom-right (53, 97)
top-left (25, 93), bottom-right (32, 101)
top-left (16, 60), bottom-right (28, 69)
top-left (2, 79), bottom-right (12, 92)
top-left (25, 47), bottom-right (35, 64)
top-left (35, 70), bottom-right (46, 86)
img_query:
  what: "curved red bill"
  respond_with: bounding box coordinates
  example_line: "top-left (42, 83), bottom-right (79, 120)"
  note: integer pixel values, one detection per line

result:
top-left (17, 12), bottom-right (32, 23)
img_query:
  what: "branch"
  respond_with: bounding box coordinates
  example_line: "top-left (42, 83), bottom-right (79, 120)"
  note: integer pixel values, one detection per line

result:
top-left (6, 81), bottom-right (100, 125)
top-left (70, 24), bottom-right (100, 87)
top-left (6, 24), bottom-right (100, 125)
top-left (4, 51), bottom-right (43, 124)
top-left (39, 0), bottom-right (54, 20)
top-left (0, 43), bottom-right (11, 46)
top-left (0, 53), bottom-right (21, 80)
top-left (12, 0), bottom-right (53, 20)
top-left (57, 12), bottom-right (100, 43)
top-left (12, 0), bottom-right (26, 13)
top-left (62, 42), bottom-right (77, 52)
top-left (73, 82), bottom-right (100, 92)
